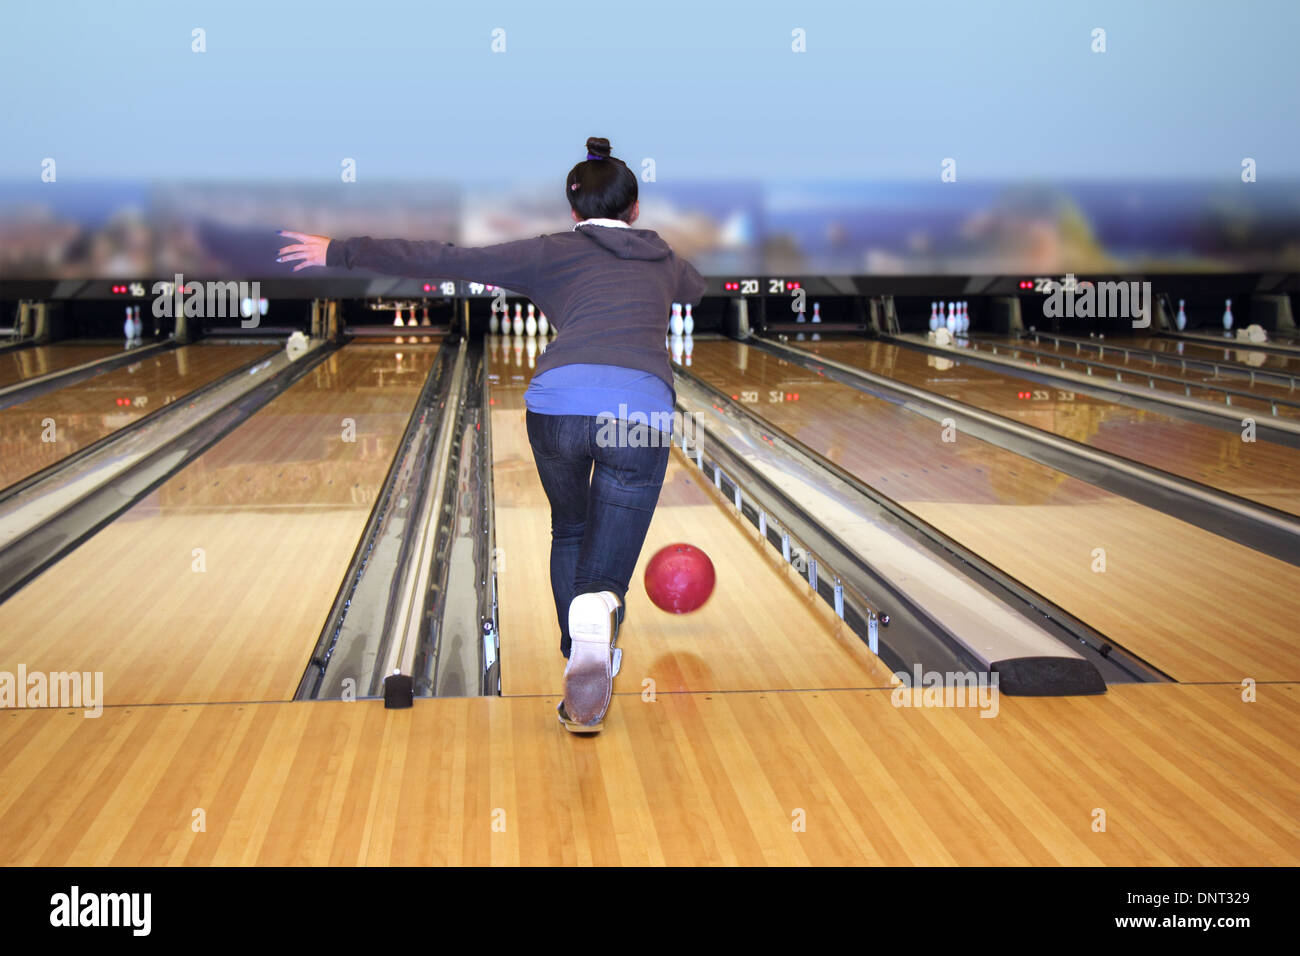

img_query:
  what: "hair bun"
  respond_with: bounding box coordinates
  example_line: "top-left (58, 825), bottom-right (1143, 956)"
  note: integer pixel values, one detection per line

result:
top-left (585, 137), bottom-right (612, 159)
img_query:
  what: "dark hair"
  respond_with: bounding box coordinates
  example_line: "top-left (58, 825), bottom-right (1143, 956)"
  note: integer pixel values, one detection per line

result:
top-left (565, 137), bottom-right (638, 222)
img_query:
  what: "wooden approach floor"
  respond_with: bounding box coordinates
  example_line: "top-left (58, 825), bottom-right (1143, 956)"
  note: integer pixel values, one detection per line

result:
top-left (0, 682), bottom-right (1295, 865)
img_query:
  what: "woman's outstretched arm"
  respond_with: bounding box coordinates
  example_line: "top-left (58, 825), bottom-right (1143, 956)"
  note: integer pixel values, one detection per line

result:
top-left (276, 230), bottom-right (548, 295)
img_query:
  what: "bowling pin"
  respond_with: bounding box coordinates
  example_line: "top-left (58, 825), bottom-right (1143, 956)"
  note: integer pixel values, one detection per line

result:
top-left (394, 307), bottom-right (404, 327)
top-left (124, 307), bottom-right (134, 344)
top-left (526, 336), bottom-right (536, 368)
top-left (525, 303), bottom-right (537, 337)
top-left (670, 333), bottom-right (684, 364)
top-left (421, 305), bottom-right (430, 326)
top-left (811, 302), bottom-right (821, 323)
top-left (683, 333), bottom-right (693, 366)
top-left (538, 311), bottom-right (549, 335)
top-left (960, 302), bottom-right (968, 334)
top-left (1222, 298), bottom-right (1233, 331)
top-left (1176, 299), bottom-right (1187, 331)
top-left (512, 303), bottom-right (524, 335)
top-left (135, 305), bottom-right (144, 340)
top-left (683, 303), bottom-right (694, 335)
top-left (670, 303), bottom-right (684, 335)
top-left (946, 302), bottom-right (956, 333)
top-left (929, 302), bottom-right (939, 332)
top-left (489, 308), bottom-right (500, 334)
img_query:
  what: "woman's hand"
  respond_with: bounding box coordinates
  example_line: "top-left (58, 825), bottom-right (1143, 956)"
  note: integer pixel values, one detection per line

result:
top-left (276, 231), bottom-right (331, 271)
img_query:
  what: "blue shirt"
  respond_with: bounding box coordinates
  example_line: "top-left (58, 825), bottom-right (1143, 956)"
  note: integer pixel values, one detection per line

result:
top-left (524, 363), bottom-right (674, 431)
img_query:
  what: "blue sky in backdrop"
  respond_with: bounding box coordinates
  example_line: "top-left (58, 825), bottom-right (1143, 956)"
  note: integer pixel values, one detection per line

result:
top-left (2, 0), bottom-right (1298, 182)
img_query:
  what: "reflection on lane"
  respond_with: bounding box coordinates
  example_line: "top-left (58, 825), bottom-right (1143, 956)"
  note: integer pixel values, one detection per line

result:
top-left (0, 344), bottom-right (125, 389)
top-left (154, 343), bottom-right (439, 511)
top-left (0, 344), bottom-right (276, 490)
top-left (690, 337), bottom-right (1102, 509)
top-left (1131, 334), bottom-right (1300, 373)
top-left (975, 332), bottom-right (1300, 398)
top-left (798, 337), bottom-right (1300, 514)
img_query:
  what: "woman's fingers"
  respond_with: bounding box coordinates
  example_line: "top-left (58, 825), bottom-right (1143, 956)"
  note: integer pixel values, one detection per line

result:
top-left (275, 231), bottom-right (329, 268)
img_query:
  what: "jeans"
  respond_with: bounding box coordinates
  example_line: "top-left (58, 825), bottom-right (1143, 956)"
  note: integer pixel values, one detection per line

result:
top-left (525, 411), bottom-right (671, 657)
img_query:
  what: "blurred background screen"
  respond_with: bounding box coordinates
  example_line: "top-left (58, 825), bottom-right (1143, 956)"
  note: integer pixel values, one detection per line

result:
top-left (2, 0), bottom-right (1298, 279)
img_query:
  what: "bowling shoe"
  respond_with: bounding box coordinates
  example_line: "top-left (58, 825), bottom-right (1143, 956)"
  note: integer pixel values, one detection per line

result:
top-left (557, 590), bottom-right (622, 733)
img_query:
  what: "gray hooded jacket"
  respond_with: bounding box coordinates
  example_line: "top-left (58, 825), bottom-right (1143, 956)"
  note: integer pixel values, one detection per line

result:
top-left (326, 222), bottom-right (707, 393)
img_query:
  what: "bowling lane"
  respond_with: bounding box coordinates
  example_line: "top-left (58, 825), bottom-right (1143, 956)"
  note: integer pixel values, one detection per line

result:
top-left (0, 343), bottom-right (276, 491)
top-left (690, 338), bottom-right (1300, 683)
top-left (970, 333), bottom-right (1300, 417)
top-left (0, 340), bottom-right (440, 706)
top-left (486, 336), bottom-right (891, 698)
top-left (1131, 334), bottom-right (1300, 375)
top-left (799, 337), bottom-right (1300, 515)
top-left (0, 343), bottom-right (126, 388)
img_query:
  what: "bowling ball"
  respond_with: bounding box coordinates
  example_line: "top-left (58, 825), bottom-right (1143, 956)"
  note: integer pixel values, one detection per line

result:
top-left (644, 543), bottom-right (715, 614)
top-left (285, 331), bottom-right (309, 362)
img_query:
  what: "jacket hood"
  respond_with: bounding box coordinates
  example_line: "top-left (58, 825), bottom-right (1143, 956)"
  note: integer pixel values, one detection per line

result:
top-left (574, 223), bottom-right (672, 261)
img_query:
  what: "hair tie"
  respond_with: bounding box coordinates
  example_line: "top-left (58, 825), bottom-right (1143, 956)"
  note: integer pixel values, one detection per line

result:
top-left (570, 182), bottom-right (580, 191)
top-left (586, 152), bottom-right (605, 161)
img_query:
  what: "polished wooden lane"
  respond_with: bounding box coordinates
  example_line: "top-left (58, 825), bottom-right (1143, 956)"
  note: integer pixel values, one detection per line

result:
top-left (1129, 334), bottom-right (1300, 375)
top-left (0, 343), bottom-right (276, 491)
top-left (799, 337), bottom-right (1300, 514)
top-left (0, 343), bottom-right (126, 389)
top-left (691, 339), bottom-right (1300, 683)
top-left (0, 342), bottom-right (439, 706)
top-left (971, 333), bottom-right (1300, 420)
top-left (487, 336), bottom-right (891, 699)
top-left (0, 682), bottom-right (1294, 865)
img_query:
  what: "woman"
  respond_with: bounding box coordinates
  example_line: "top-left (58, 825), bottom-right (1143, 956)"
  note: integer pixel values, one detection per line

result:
top-left (278, 137), bottom-right (707, 733)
